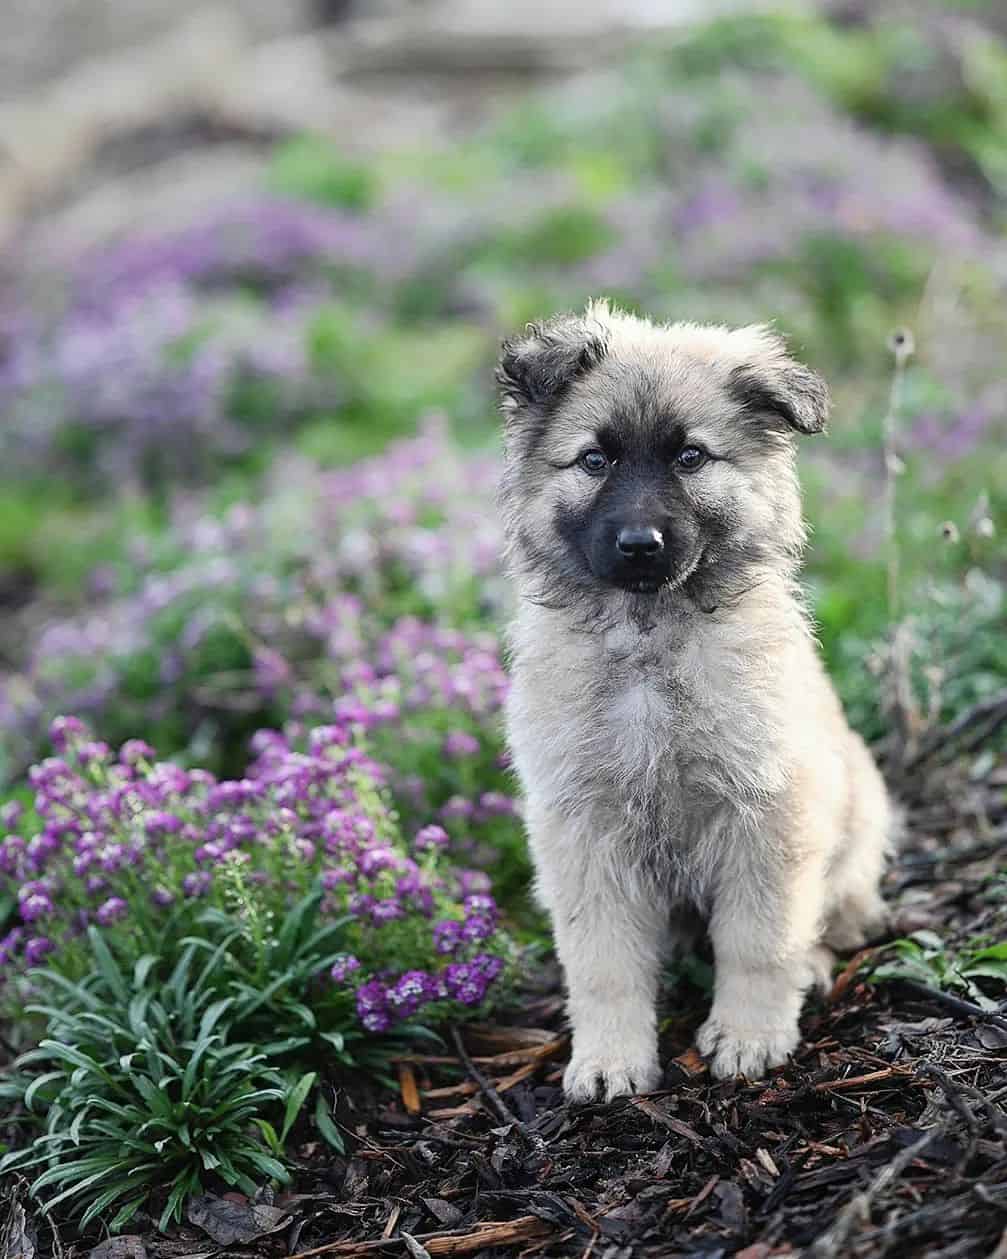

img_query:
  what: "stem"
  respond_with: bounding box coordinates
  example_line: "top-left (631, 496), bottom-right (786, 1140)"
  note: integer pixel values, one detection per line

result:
top-left (882, 328), bottom-right (913, 623)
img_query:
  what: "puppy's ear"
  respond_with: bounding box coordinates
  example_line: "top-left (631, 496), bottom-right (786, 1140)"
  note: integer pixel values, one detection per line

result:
top-left (727, 333), bottom-right (830, 435)
top-left (497, 313), bottom-right (609, 418)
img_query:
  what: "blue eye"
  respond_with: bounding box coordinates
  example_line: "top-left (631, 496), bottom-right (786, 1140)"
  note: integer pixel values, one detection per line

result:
top-left (676, 445), bottom-right (707, 471)
top-left (579, 449), bottom-right (609, 475)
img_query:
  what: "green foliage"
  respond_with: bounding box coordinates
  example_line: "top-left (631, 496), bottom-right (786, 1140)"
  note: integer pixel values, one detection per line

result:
top-left (304, 303), bottom-right (490, 450)
top-left (871, 929), bottom-right (1007, 1010)
top-left (269, 137), bottom-right (380, 211)
top-left (830, 572), bottom-right (1007, 743)
top-left (662, 11), bottom-right (1007, 194)
top-left (0, 931), bottom-right (317, 1231)
top-left (475, 205), bottom-right (616, 268)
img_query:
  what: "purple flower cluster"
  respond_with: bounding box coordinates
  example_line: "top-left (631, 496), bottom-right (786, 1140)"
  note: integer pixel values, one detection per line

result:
top-left (1, 280), bottom-right (312, 490)
top-left (71, 198), bottom-right (395, 311)
top-left (348, 953), bottom-right (505, 1032)
top-left (0, 717), bottom-right (512, 1034)
top-left (0, 427), bottom-right (524, 884)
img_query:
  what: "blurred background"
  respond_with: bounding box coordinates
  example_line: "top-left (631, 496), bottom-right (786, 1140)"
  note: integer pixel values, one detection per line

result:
top-left (0, 0), bottom-right (1004, 793)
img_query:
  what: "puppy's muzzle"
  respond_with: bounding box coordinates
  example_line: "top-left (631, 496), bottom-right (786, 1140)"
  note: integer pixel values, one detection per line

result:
top-left (610, 524), bottom-right (671, 591)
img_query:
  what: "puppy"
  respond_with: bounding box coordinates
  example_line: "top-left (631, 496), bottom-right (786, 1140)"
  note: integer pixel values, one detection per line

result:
top-left (497, 301), bottom-right (893, 1100)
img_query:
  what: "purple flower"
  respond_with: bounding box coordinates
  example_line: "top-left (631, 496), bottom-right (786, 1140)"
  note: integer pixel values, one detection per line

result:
top-left (371, 898), bottom-right (405, 925)
top-left (120, 739), bottom-right (155, 765)
top-left (145, 811), bottom-right (183, 838)
top-left (321, 867), bottom-right (355, 890)
top-left (432, 919), bottom-right (463, 955)
top-left (477, 791), bottom-right (517, 818)
top-left (359, 846), bottom-right (399, 878)
top-left (330, 954), bottom-right (362, 983)
top-left (387, 970), bottom-right (435, 1016)
top-left (349, 892), bottom-right (375, 919)
top-left (442, 962), bottom-right (487, 1007)
top-left (471, 953), bottom-right (505, 982)
top-left (360, 1008), bottom-right (393, 1033)
top-left (461, 914), bottom-right (495, 943)
top-left (414, 824), bottom-right (449, 854)
top-left (48, 716), bottom-right (85, 751)
top-left (443, 731), bottom-right (480, 759)
top-left (0, 929), bottom-right (24, 965)
top-left (356, 978), bottom-right (394, 1031)
top-left (182, 871), bottom-right (212, 898)
top-left (463, 894), bottom-right (497, 919)
top-left (439, 796), bottom-right (475, 823)
top-left (25, 936), bottom-right (55, 965)
top-left (19, 892), bottom-right (53, 923)
top-left (95, 897), bottom-right (128, 926)
top-left (458, 870), bottom-right (492, 896)
top-left (0, 801), bottom-right (24, 829)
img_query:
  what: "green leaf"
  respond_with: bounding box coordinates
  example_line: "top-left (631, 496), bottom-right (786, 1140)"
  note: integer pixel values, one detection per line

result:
top-left (40, 1165), bottom-right (118, 1210)
top-left (69, 1105), bottom-right (93, 1146)
top-left (36, 1041), bottom-right (111, 1083)
top-left (255, 1119), bottom-right (281, 1156)
top-left (79, 1176), bottom-right (155, 1228)
top-left (280, 1072), bottom-right (316, 1145)
top-left (182, 1031), bottom-right (223, 1102)
top-left (243, 1150), bottom-right (290, 1183)
top-left (133, 955), bottom-right (160, 989)
top-left (87, 927), bottom-right (130, 1003)
top-left (23, 1071), bottom-right (66, 1111)
top-left (158, 1170), bottom-right (199, 1232)
top-left (274, 890), bottom-right (323, 965)
top-left (109, 1193), bottom-right (149, 1231)
top-left (963, 960), bottom-right (1007, 981)
top-left (313, 1092), bottom-right (345, 1153)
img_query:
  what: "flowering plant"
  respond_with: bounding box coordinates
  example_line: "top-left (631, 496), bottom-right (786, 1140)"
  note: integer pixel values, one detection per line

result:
top-left (0, 717), bottom-right (515, 1038)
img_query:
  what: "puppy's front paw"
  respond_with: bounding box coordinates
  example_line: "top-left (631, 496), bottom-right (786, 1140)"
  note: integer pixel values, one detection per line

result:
top-left (696, 1012), bottom-right (799, 1081)
top-left (563, 1050), bottom-right (662, 1103)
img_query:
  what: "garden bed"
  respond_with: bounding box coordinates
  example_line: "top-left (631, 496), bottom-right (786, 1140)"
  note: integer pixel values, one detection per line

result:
top-left (4, 719), bottom-right (1003, 1259)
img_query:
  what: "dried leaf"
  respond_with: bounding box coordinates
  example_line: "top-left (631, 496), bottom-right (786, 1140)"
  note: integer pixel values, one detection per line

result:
top-left (422, 1199), bottom-right (463, 1228)
top-left (1, 1201), bottom-right (35, 1259)
top-left (89, 1240), bottom-right (147, 1259)
top-left (402, 1234), bottom-right (433, 1259)
top-left (186, 1194), bottom-right (289, 1245)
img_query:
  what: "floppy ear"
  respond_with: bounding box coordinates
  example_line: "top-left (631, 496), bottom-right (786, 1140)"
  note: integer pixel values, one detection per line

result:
top-left (727, 347), bottom-right (830, 436)
top-left (496, 313), bottom-right (609, 418)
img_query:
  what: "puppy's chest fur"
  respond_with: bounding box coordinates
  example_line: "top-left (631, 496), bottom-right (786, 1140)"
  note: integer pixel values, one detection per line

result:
top-left (508, 608), bottom-right (792, 867)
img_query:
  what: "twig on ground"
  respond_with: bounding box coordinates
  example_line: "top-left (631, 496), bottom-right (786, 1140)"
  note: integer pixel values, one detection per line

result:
top-left (398, 1063), bottom-right (421, 1116)
top-left (450, 1026), bottom-right (545, 1150)
top-left (900, 980), bottom-right (1007, 1031)
top-left (284, 1216), bottom-right (552, 1259)
top-left (813, 1066), bottom-right (914, 1093)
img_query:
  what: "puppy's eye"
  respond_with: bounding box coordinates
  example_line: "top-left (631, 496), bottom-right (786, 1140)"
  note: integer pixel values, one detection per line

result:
top-left (579, 449), bottom-right (609, 476)
top-left (676, 445), bottom-right (707, 472)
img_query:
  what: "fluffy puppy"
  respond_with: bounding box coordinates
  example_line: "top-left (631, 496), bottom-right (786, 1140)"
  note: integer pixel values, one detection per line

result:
top-left (497, 300), bottom-right (893, 1100)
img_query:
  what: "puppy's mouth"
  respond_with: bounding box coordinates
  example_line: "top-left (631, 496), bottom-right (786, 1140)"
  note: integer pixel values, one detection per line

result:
top-left (621, 577), bottom-right (664, 595)
top-left (613, 549), bottom-right (704, 596)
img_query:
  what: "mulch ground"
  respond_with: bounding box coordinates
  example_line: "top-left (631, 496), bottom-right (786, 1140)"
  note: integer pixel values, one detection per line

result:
top-left (6, 703), bottom-right (1007, 1259)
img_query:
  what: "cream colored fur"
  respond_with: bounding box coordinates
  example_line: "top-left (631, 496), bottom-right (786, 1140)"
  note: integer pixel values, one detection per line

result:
top-left (500, 302), bottom-right (893, 1099)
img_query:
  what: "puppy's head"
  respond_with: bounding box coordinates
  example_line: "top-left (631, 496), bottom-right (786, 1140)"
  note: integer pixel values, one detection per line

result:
top-left (497, 300), bottom-right (828, 611)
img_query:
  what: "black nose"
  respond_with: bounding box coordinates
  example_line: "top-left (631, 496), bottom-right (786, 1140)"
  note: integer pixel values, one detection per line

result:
top-left (616, 526), bottom-right (664, 559)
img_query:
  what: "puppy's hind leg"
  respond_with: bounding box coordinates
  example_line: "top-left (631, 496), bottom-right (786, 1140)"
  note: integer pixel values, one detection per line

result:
top-left (531, 808), bottom-right (667, 1103)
